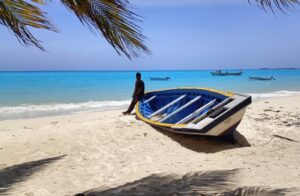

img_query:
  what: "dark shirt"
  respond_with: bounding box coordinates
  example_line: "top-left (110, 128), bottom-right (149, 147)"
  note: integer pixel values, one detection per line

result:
top-left (133, 80), bottom-right (144, 100)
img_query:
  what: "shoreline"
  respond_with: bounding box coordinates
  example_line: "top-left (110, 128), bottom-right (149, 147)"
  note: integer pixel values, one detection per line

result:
top-left (0, 95), bottom-right (300, 195)
top-left (1, 90), bottom-right (300, 121)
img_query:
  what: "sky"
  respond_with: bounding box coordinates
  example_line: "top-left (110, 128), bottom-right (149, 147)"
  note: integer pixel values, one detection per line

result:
top-left (1, 0), bottom-right (300, 71)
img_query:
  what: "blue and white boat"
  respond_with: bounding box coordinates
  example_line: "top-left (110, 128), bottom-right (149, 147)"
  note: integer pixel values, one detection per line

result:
top-left (136, 88), bottom-right (251, 136)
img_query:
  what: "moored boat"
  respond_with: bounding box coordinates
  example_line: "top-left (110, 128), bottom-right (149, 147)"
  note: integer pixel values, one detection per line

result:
top-left (150, 77), bottom-right (171, 81)
top-left (211, 70), bottom-right (243, 76)
top-left (249, 76), bottom-right (275, 81)
top-left (136, 88), bottom-right (251, 136)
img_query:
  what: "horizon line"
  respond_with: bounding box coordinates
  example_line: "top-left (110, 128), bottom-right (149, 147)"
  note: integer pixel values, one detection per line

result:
top-left (0, 68), bottom-right (299, 72)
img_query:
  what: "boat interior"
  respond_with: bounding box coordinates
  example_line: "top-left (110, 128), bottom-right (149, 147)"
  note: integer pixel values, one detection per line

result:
top-left (139, 89), bottom-right (231, 125)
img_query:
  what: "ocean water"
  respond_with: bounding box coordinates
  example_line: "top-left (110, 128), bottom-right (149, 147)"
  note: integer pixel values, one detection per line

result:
top-left (0, 70), bottom-right (300, 120)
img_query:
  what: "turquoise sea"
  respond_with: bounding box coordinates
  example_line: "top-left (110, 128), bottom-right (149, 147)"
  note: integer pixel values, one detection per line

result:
top-left (0, 69), bottom-right (300, 120)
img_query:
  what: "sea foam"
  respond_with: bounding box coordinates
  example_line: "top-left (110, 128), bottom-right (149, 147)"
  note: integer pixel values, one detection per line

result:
top-left (0, 100), bottom-right (130, 120)
top-left (248, 90), bottom-right (300, 100)
top-left (0, 90), bottom-right (300, 120)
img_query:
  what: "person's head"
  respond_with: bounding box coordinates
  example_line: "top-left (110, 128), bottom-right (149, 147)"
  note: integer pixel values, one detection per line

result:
top-left (136, 72), bottom-right (141, 80)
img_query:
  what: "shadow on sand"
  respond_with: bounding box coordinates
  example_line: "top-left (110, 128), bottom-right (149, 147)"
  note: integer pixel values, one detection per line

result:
top-left (151, 126), bottom-right (251, 153)
top-left (76, 169), bottom-right (298, 196)
top-left (0, 155), bottom-right (65, 195)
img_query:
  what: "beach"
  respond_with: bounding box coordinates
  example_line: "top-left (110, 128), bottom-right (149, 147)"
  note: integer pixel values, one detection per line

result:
top-left (0, 95), bottom-right (299, 195)
top-left (2, 0), bottom-right (300, 194)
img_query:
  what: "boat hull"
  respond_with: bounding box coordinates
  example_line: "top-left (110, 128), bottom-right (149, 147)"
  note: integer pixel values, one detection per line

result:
top-left (249, 76), bottom-right (274, 81)
top-left (150, 77), bottom-right (170, 81)
top-left (165, 107), bottom-right (246, 136)
top-left (136, 88), bottom-right (251, 136)
top-left (211, 72), bottom-right (243, 76)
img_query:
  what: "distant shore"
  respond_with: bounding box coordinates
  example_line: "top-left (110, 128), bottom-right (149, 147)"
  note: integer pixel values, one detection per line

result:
top-left (259, 67), bottom-right (299, 70)
top-left (0, 95), bottom-right (299, 195)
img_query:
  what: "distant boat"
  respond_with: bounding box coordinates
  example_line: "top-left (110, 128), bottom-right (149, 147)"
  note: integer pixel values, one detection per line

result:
top-left (249, 76), bottom-right (275, 81)
top-left (136, 87), bottom-right (251, 136)
top-left (211, 70), bottom-right (243, 76)
top-left (150, 77), bottom-right (171, 81)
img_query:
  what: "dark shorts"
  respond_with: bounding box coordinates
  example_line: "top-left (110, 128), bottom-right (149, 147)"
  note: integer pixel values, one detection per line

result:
top-left (134, 95), bottom-right (144, 101)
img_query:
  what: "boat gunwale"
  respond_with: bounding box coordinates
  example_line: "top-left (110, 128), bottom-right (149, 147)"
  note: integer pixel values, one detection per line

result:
top-left (135, 87), bottom-right (234, 128)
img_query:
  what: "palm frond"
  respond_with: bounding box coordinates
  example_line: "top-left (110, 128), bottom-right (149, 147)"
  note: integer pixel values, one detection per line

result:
top-left (1, 0), bottom-right (298, 57)
top-left (0, 0), bottom-right (55, 50)
top-left (60, 0), bottom-right (150, 59)
top-left (0, 155), bottom-right (65, 195)
top-left (77, 169), bottom-right (300, 196)
top-left (251, 0), bottom-right (300, 12)
top-left (80, 169), bottom-right (239, 195)
top-left (221, 186), bottom-right (300, 196)
top-left (31, 0), bottom-right (46, 5)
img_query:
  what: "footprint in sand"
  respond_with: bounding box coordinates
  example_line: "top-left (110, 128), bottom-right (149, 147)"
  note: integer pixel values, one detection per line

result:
top-left (264, 109), bottom-right (273, 112)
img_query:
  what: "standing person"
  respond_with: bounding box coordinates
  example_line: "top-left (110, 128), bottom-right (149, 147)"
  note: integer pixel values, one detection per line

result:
top-left (123, 72), bottom-right (145, 115)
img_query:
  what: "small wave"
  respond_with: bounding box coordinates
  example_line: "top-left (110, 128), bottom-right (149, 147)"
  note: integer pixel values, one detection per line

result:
top-left (248, 90), bottom-right (300, 100)
top-left (1, 90), bottom-right (300, 120)
top-left (0, 100), bottom-right (130, 120)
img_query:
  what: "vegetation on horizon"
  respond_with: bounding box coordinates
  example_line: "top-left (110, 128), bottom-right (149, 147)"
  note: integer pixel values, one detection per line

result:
top-left (0, 0), bottom-right (299, 59)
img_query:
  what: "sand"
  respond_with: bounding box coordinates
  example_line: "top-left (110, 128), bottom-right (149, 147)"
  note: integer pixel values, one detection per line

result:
top-left (0, 95), bottom-right (300, 195)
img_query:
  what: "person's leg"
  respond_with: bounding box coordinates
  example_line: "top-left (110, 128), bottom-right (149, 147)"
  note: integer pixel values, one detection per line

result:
top-left (127, 98), bottom-right (138, 114)
top-left (123, 98), bottom-right (137, 115)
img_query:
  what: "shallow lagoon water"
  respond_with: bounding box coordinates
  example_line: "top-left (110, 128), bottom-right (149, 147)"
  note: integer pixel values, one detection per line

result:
top-left (0, 70), bottom-right (299, 119)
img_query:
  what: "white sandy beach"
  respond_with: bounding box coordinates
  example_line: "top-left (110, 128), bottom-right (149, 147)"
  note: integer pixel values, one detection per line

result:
top-left (0, 95), bottom-right (300, 195)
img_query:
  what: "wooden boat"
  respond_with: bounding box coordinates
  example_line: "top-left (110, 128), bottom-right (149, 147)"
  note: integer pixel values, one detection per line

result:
top-left (135, 88), bottom-right (251, 136)
top-left (150, 77), bottom-right (171, 81)
top-left (211, 70), bottom-right (243, 76)
top-left (249, 76), bottom-right (275, 81)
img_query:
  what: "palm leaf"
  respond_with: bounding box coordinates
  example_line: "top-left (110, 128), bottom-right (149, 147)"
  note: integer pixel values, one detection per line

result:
top-left (59, 0), bottom-right (150, 59)
top-left (76, 169), bottom-right (300, 196)
top-left (221, 186), bottom-right (300, 196)
top-left (0, 0), bottom-right (149, 58)
top-left (80, 169), bottom-right (239, 195)
top-left (0, 0), bottom-right (55, 50)
top-left (1, 0), bottom-right (299, 58)
top-left (251, 0), bottom-right (300, 12)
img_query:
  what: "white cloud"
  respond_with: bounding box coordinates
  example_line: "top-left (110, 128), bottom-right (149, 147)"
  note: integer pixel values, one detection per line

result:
top-left (130, 0), bottom-right (246, 7)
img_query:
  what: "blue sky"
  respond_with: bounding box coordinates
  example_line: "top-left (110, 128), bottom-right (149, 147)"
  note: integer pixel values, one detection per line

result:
top-left (1, 0), bottom-right (300, 71)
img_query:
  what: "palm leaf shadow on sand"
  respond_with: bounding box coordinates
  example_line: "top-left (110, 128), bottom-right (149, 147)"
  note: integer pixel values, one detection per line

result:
top-left (0, 155), bottom-right (65, 195)
top-left (151, 126), bottom-right (251, 153)
top-left (76, 169), bottom-right (299, 196)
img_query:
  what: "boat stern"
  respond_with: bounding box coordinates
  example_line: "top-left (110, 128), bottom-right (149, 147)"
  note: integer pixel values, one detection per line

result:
top-left (171, 93), bottom-right (251, 136)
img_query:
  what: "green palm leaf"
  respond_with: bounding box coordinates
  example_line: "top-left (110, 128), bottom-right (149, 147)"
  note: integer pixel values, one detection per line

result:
top-left (0, 0), bottom-right (149, 59)
top-left (0, 0), bottom-right (299, 58)
top-left (253, 0), bottom-right (299, 11)
top-left (0, 0), bottom-right (55, 50)
top-left (59, 0), bottom-right (150, 59)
